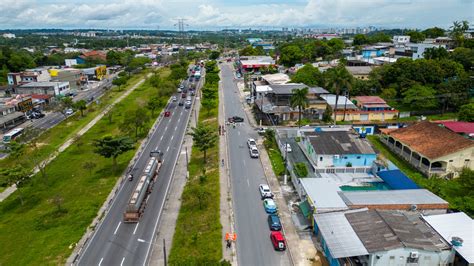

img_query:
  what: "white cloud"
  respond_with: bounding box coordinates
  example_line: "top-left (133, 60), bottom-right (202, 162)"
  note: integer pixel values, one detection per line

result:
top-left (0, 0), bottom-right (471, 29)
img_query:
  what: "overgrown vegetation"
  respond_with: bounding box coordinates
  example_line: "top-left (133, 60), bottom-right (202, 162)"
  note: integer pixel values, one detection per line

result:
top-left (294, 162), bottom-right (308, 177)
top-left (263, 130), bottom-right (286, 177)
top-left (368, 136), bottom-right (474, 217)
top-left (169, 60), bottom-right (227, 265)
top-left (0, 66), bottom-right (182, 265)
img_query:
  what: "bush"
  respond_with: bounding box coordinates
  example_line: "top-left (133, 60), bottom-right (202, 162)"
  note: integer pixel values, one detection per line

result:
top-left (294, 162), bottom-right (308, 177)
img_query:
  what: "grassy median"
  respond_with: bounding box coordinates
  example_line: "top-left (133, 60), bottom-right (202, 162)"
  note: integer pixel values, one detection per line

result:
top-left (169, 61), bottom-right (225, 265)
top-left (0, 67), bottom-right (178, 265)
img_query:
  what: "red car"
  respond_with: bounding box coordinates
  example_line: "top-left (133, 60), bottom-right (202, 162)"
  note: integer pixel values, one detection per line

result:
top-left (164, 111), bottom-right (171, 117)
top-left (181, 93), bottom-right (187, 98)
top-left (270, 231), bottom-right (286, 251)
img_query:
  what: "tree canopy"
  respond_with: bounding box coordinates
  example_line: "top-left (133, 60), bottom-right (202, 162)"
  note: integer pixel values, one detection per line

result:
top-left (93, 135), bottom-right (134, 169)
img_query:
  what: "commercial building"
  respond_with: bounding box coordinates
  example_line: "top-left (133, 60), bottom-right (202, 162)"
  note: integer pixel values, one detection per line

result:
top-left (237, 56), bottom-right (276, 72)
top-left (7, 68), bottom-right (51, 86)
top-left (16, 82), bottom-right (71, 97)
top-left (0, 104), bottom-right (25, 130)
top-left (380, 121), bottom-right (474, 178)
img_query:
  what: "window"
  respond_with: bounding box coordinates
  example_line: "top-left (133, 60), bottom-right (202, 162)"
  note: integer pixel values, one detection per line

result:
top-left (449, 160), bottom-right (453, 162)
top-left (357, 156), bottom-right (361, 159)
top-left (319, 157), bottom-right (323, 162)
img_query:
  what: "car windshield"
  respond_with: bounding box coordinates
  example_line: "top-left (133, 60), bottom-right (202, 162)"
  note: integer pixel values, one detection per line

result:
top-left (249, 140), bottom-right (256, 145)
top-left (265, 200), bottom-right (275, 207)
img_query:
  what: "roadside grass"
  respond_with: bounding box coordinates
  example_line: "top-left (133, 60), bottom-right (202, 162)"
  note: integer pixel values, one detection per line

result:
top-left (263, 131), bottom-right (286, 177)
top-left (0, 73), bottom-right (145, 189)
top-left (0, 68), bottom-right (173, 265)
top-left (169, 63), bottom-right (224, 265)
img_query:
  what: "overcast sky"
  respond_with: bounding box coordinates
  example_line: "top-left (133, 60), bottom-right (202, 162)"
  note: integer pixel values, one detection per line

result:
top-left (1, 0), bottom-right (472, 30)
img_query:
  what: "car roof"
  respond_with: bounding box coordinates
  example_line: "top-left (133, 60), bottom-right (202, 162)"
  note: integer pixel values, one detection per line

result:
top-left (248, 138), bottom-right (256, 141)
top-left (269, 214), bottom-right (280, 221)
top-left (260, 184), bottom-right (270, 189)
top-left (264, 199), bottom-right (275, 205)
top-left (271, 231), bottom-right (284, 240)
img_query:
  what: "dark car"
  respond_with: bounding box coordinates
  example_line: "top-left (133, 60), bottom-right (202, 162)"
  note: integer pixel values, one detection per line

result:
top-left (178, 100), bottom-right (184, 106)
top-left (228, 116), bottom-right (244, 123)
top-left (181, 93), bottom-right (187, 98)
top-left (267, 214), bottom-right (282, 231)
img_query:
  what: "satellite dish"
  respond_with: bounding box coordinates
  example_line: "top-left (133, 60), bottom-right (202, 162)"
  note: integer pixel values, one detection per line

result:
top-left (410, 204), bottom-right (418, 211)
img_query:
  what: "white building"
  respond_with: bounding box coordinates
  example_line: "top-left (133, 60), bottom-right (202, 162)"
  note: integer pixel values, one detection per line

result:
top-left (2, 33), bottom-right (16, 39)
top-left (16, 82), bottom-right (70, 96)
top-left (392, 35), bottom-right (410, 46)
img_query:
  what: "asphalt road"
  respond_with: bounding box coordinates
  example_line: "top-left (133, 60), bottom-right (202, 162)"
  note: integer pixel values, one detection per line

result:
top-left (77, 70), bottom-right (203, 266)
top-left (221, 63), bottom-right (290, 266)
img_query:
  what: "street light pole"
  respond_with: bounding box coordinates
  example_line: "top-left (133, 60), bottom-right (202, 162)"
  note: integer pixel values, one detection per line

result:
top-left (284, 141), bottom-right (288, 185)
top-left (163, 239), bottom-right (167, 266)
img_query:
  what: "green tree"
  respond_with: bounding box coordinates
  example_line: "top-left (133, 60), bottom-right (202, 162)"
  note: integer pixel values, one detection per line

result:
top-left (380, 87), bottom-right (397, 101)
top-left (208, 50), bottom-right (220, 60)
top-left (201, 98), bottom-right (217, 117)
top-left (322, 105), bottom-right (332, 123)
top-left (93, 136), bottom-right (134, 170)
top-left (239, 45), bottom-right (260, 56)
top-left (7, 141), bottom-right (26, 159)
top-left (73, 99), bottom-right (87, 117)
top-left (0, 166), bottom-right (32, 205)
top-left (279, 45), bottom-right (304, 67)
top-left (458, 103), bottom-right (474, 122)
top-left (290, 87), bottom-right (309, 128)
top-left (146, 97), bottom-right (161, 117)
top-left (106, 50), bottom-right (122, 66)
top-left (353, 34), bottom-right (369, 46)
top-left (402, 84), bottom-right (438, 110)
top-left (325, 65), bottom-right (353, 123)
top-left (121, 108), bottom-right (150, 138)
top-left (450, 47), bottom-right (474, 71)
top-left (55, 97), bottom-right (74, 118)
top-left (422, 27), bottom-right (445, 38)
top-left (450, 20), bottom-right (470, 47)
top-left (189, 123), bottom-right (218, 164)
top-left (112, 76), bottom-right (128, 91)
top-left (407, 31), bottom-right (426, 43)
top-left (424, 47), bottom-right (449, 60)
top-left (290, 64), bottom-right (323, 86)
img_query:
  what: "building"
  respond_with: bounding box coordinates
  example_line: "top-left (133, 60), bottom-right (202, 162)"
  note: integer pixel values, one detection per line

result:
top-left (313, 209), bottom-right (454, 266)
top-left (345, 66), bottom-right (373, 80)
top-left (392, 35), bottom-right (410, 46)
top-left (16, 82), bottom-right (70, 97)
top-left (254, 83), bottom-right (328, 124)
top-left (339, 189), bottom-right (449, 213)
top-left (423, 212), bottom-right (473, 266)
top-left (437, 121), bottom-right (474, 139)
top-left (300, 128), bottom-right (376, 173)
top-left (394, 43), bottom-right (446, 60)
top-left (7, 68), bottom-right (51, 87)
top-left (0, 104), bottom-right (25, 130)
top-left (342, 96), bottom-right (399, 122)
top-left (380, 121), bottom-right (474, 178)
top-left (296, 178), bottom-right (348, 215)
top-left (49, 69), bottom-right (87, 91)
top-left (77, 50), bottom-right (107, 63)
top-left (237, 56), bottom-right (276, 73)
top-left (2, 33), bottom-right (16, 39)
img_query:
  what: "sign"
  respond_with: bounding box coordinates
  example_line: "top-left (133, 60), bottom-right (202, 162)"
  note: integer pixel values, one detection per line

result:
top-left (225, 232), bottom-right (237, 241)
top-left (18, 98), bottom-right (33, 112)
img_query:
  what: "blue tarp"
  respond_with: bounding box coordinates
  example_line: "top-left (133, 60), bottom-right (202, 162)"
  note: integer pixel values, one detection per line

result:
top-left (377, 170), bottom-right (420, 190)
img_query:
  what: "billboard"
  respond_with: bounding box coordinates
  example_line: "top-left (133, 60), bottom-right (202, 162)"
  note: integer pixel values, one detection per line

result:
top-left (95, 65), bottom-right (107, 80)
top-left (18, 98), bottom-right (33, 112)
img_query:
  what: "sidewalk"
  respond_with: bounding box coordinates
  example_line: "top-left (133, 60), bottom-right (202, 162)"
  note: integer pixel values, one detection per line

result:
top-left (0, 76), bottom-right (148, 203)
top-left (218, 67), bottom-right (238, 265)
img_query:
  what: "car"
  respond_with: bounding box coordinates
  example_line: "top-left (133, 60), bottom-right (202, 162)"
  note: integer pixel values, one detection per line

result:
top-left (177, 88), bottom-right (182, 93)
top-left (263, 199), bottom-right (277, 214)
top-left (267, 214), bottom-right (282, 231)
top-left (228, 116), bottom-right (244, 123)
top-left (172, 96), bottom-right (177, 102)
top-left (256, 127), bottom-right (267, 135)
top-left (65, 108), bottom-right (74, 116)
top-left (191, 91), bottom-right (195, 96)
top-left (181, 93), bottom-right (187, 98)
top-left (178, 100), bottom-right (184, 106)
top-left (179, 84), bottom-right (184, 89)
top-left (270, 231), bottom-right (286, 251)
top-left (185, 100), bottom-right (192, 109)
top-left (282, 143), bottom-right (292, 153)
top-left (247, 138), bottom-right (257, 149)
top-left (259, 184), bottom-right (273, 199)
top-left (249, 147), bottom-right (259, 158)
top-left (164, 111), bottom-right (171, 117)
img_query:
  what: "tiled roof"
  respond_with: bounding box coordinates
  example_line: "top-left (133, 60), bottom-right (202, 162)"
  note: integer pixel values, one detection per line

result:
top-left (353, 96), bottom-right (387, 104)
top-left (386, 121), bottom-right (474, 159)
top-left (437, 121), bottom-right (474, 135)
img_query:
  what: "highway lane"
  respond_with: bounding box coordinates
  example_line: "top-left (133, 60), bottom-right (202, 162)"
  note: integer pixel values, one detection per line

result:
top-left (77, 70), bottom-right (204, 266)
top-left (221, 63), bottom-right (290, 266)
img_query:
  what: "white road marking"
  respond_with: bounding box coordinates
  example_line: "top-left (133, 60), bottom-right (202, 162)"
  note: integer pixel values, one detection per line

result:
top-left (160, 136), bottom-right (163, 141)
top-left (164, 126), bottom-right (168, 131)
top-left (166, 146), bottom-right (170, 152)
top-left (133, 223), bottom-right (139, 235)
top-left (247, 179), bottom-right (250, 187)
top-left (170, 135), bottom-right (174, 141)
top-left (113, 222), bottom-right (121, 235)
top-left (243, 160), bottom-right (246, 166)
top-left (177, 118), bottom-right (181, 123)
top-left (238, 131), bottom-right (240, 136)
top-left (98, 257), bottom-right (103, 266)
top-left (174, 126), bottom-right (177, 131)
top-left (120, 257), bottom-right (125, 266)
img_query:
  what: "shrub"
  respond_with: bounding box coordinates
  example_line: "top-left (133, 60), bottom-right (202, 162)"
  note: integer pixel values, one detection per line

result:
top-left (294, 162), bottom-right (308, 177)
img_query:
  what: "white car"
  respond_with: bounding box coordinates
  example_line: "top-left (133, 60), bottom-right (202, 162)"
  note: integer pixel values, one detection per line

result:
top-left (65, 108), bottom-right (74, 116)
top-left (282, 143), bottom-right (292, 153)
top-left (177, 88), bottom-right (182, 93)
top-left (259, 184), bottom-right (273, 199)
top-left (250, 147), bottom-right (259, 158)
top-left (172, 96), bottom-right (177, 102)
top-left (247, 138), bottom-right (257, 149)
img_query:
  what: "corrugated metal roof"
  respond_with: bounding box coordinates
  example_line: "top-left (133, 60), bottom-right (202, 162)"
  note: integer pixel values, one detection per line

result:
top-left (377, 170), bottom-right (419, 190)
top-left (423, 212), bottom-right (474, 263)
top-left (339, 189), bottom-right (448, 205)
top-left (300, 178), bottom-right (348, 211)
top-left (314, 209), bottom-right (369, 258)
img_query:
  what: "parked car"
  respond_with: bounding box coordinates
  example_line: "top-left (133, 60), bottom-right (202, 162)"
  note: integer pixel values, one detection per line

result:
top-left (263, 198), bottom-right (277, 214)
top-left (256, 127), bottom-right (267, 135)
top-left (267, 214), bottom-right (282, 231)
top-left (164, 111), bottom-right (171, 117)
top-left (177, 88), bottom-right (182, 93)
top-left (179, 100), bottom-right (184, 106)
top-left (181, 93), bottom-right (187, 98)
top-left (282, 143), bottom-right (292, 153)
top-left (172, 96), bottom-right (177, 102)
top-left (191, 91), bottom-right (195, 96)
top-left (228, 116), bottom-right (244, 123)
top-left (259, 184), bottom-right (273, 199)
top-left (65, 108), bottom-right (74, 116)
top-left (249, 147), bottom-right (259, 158)
top-left (247, 138), bottom-right (257, 149)
top-left (270, 231), bottom-right (286, 251)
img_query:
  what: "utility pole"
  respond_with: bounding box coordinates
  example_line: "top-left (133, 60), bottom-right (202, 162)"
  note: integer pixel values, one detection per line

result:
top-left (174, 18), bottom-right (189, 54)
top-left (163, 239), bottom-right (167, 266)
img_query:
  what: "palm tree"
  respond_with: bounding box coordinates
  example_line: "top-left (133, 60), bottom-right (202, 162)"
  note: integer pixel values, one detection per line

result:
top-left (325, 65), bottom-right (353, 124)
top-left (290, 87), bottom-right (309, 128)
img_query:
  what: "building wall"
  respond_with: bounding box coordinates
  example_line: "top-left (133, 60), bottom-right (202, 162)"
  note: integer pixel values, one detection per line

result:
top-left (334, 111), bottom-right (399, 122)
top-left (369, 247), bottom-right (453, 266)
top-left (349, 204), bottom-right (448, 212)
top-left (436, 147), bottom-right (474, 172)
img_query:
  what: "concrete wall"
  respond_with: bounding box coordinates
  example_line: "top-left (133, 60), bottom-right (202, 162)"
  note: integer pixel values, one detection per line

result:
top-left (369, 247), bottom-right (454, 266)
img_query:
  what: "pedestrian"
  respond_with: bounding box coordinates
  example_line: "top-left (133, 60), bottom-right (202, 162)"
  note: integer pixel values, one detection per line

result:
top-left (226, 239), bottom-right (231, 249)
top-left (221, 159), bottom-right (224, 167)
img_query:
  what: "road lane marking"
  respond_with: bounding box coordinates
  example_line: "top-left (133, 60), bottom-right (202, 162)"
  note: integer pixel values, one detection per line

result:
top-left (247, 179), bottom-right (250, 187)
top-left (243, 160), bottom-right (246, 166)
top-left (98, 257), bottom-right (103, 266)
top-left (133, 223), bottom-right (139, 235)
top-left (166, 146), bottom-right (170, 152)
top-left (238, 131), bottom-right (240, 136)
top-left (160, 136), bottom-right (163, 141)
top-left (165, 126), bottom-right (168, 131)
top-left (120, 257), bottom-right (125, 266)
top-left (177, 118), bottom-right (181, 123)
top-left (114, 222), bottom-right (121, 235)
top-left (174, 126), bottom-right (177, 131)
top-left (170, 135), bottom-right (174, 141)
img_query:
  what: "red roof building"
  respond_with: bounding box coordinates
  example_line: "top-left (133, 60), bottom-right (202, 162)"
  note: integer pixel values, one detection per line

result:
top-left (437, 121), bottom-right (474, 137)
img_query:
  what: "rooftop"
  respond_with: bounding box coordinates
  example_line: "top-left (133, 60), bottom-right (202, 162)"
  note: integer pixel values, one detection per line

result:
top-left (268, 83), bottom-right (328, 95)
top-left (320, 94), bottom-right (358, 110)
top-left (437, 121), bottom-right (474, 135)
top-left (299, 178), bottom-right (348, 211)
top-left (261, 73), bottom-right (290, 85)
top-left (314, 209), bottom-right (369, 259)
top-left (346, 210), bottom-right (450, 252)
top-left (385, 121), bottom-right (474, 159)
top-left (339, 189), bottom-right (448, 206)
top-left (345, 66), bottom-right (373, 76)
top-left (19, 81), bottom-right (69, 88)
top-left (353, 96), bottom-right (387, 105)
top-left (305, 130), bottom-right (375, 155)
top-left (423, 212), bottom-right (474, 263)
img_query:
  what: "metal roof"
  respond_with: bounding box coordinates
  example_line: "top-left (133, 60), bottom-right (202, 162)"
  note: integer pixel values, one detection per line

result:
top-left (305, 131), bottom-right (375, 155)
top-left (423, 212), bottom-right (474, 263)
top-left (300, 178), bottom-right (348, 211)
top-left (339, 189), bottom-right (448, 206)
top-left (314, 209), bottom-right (369, 258)
top-left (377, 170), bottom-right (419, 190)
top-left (19, 81), bottom-right (68, 88)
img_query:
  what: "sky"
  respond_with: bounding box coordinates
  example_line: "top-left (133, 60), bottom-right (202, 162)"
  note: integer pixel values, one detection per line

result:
top-left (0, 0), bottom-right (472, 30)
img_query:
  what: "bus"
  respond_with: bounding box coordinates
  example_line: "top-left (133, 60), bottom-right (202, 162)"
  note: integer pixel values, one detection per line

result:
top-left (3, 128), bottom-right (24, 143)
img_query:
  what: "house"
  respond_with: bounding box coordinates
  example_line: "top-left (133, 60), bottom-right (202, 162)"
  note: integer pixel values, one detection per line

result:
top-left (437, 121), bottom-right (474, 139)
top-left (0, 104), bottom-right (25, 129)
top-left (423, 212), bottom-right (473, 266)
top-left (49, 69), bottom-right (87, 91)
top-left (320, 94), bottom-right (359, 122)
top-left (347, 96), bottom-right (399, 121)
top-left (380, 121), bottom-right (474, 178)
top-left (394, 43), bottom-right (446, 60)
top-left (300, 128), bottom-right (377, 173)
top-left (237, 56), bottom-right (276, 73)
top-left (313, 209), bottom-right (454, 266)
top-left (392, 35), bottom-right (410, 46)
top-left (296, 178), bottom-right (348, 215)
top-left (339, 189), bottom-right (449, 213)
top-left (77, 50), bottom-right (107, 63)
top-left (254, 83), bottom-right (328, 124)
top-left (2, 33), bottom-right (16, 39)
top-left (15, 82), bottom-right (70, 97)
top-left (7, 68), bottom-right (51, 86)
top-left (345, 66), bottom-right (373, 80)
